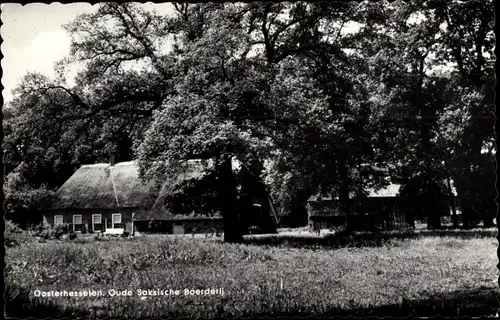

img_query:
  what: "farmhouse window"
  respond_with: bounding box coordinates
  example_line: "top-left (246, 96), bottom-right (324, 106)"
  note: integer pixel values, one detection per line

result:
top-left (92, 214), bottom-right (103, 231)
top-left (54, 215), bottom-right (63, 226)
top-left (112, 213), bottom-right (123, 229)
top-left (73, 215), bottom-right (83, 232)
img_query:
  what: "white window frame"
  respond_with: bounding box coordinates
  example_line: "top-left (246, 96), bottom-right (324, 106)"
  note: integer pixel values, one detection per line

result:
top-left (92, 214), bottom-right (102, 231)
top-left (73, 214), bottom-right (83, 232)
top-left (111, 213), bottom-right (122, 229)
top-left (54, 215), bottom-right (64, 226)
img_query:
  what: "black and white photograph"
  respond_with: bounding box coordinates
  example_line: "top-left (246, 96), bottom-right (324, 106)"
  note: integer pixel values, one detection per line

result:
top-left (2, 1), bottom-right (497, 318)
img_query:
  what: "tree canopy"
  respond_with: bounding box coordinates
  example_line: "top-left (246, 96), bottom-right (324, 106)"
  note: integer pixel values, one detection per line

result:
top-left (4, 1), bottom-right (495, 238)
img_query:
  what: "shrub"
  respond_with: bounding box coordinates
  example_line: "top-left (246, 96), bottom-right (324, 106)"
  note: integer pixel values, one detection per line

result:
top-left (6, 220), bottom-right (23, 234)
top-left (4, 176), bottom-right (55, 229)
top-left (38, 228), bottom-right (50, 240)
top-left (5, 220), bottom-right (34, 247)
top-left (34, 224), bottom-right (68, 240)
top-left (53, 225), bottom-right (67, 239)
top-left (121, 230), bottom-right (130, 238)
top-left (69, 230), bottom-right (77, 240)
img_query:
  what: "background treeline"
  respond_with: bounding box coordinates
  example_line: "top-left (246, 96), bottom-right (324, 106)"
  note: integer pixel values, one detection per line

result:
top-left (3, 1), bottom-right (495, 241)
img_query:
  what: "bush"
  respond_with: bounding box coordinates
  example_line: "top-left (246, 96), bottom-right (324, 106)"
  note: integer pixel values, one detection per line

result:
top-left (34, 224), bottom-right (68, 240)
top-left (6, 220), bottom-right (23, 234)
top-left (5, 220), bottom-right (34, 247)
top-left (121, 230), bottom-right (130, 238)
top-left (69, 231), bottom-right (77, 240)
top-left (53, 225), bottom-right (67, 239)
top-left (4, 176), bottom-right (55, 229)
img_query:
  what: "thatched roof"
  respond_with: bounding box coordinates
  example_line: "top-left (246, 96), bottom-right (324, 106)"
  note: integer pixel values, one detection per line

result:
top-left (47, 159), bottom-right (237, 222)
top-left (48, 161), bottom-right (162, 210)
top-left (133, 160), bottom-right (214, 221)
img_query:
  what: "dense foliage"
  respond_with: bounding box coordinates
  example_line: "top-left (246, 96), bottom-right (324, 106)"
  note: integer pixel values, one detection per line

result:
top-left (3, 1), bottom-right (495, 239)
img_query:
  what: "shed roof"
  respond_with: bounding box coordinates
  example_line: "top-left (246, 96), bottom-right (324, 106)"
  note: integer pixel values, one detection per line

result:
top-left (308, 180), bottom-right (458, 203)
top-left (308, 183), bottom-right (401, 202)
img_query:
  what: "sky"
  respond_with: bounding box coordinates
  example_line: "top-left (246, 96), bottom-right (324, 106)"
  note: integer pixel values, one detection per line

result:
top-left (1, 3), bottom-right (174, 104)
top-left (0, 3), bottom-right (434, 105)
top-left (1, 3), bottom-right (94, 103)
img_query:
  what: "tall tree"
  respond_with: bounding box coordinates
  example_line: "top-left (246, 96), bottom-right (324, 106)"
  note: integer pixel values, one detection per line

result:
top-left (430, 0), bottom-right (496, 227)
top-left (5, 1), bottom-right (494, 233)
top-left (355, 0), bottom-right (495, 228)
top-left (136, 2), bottom-right (373, 238)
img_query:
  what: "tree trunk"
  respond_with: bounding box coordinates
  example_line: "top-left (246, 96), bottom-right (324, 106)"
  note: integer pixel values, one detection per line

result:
top-left (338, 162), bottom-right (353, 232)
top-left (454, 177), bottom-right (473, 229)
top-left (426, 213), bottom-right (442, 230)
top-left (406, 210), bottom-right (415, 229)
top-left (219, 155), bottom-right (243, 243)
top-left (417, 55), bottom-right (441, 230)
top-left (355, 163), bottom-right (366, 229)
top-left (445, 164), bottom-right (459, 228)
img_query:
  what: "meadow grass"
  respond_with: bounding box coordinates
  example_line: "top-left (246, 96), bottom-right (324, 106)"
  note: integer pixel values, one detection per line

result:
top-left (5, 231), bottom-right (498, 318)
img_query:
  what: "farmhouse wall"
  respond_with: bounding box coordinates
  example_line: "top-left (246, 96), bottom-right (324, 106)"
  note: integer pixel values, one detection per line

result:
top-left (134, 218), bottom-right (224, 235)
top-left (175, 219), bottom-right (224, 234)
top-left (44, 209), bottom-right (135, 233)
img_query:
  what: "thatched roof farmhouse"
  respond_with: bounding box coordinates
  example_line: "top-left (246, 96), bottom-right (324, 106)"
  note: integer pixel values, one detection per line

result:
top-left (44, 159), bottom-right (278, 235)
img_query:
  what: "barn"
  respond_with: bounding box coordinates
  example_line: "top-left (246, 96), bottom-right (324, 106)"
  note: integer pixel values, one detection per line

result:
top-left (307, 184), bottom-right (411, 232)
top-left (43, 158), bottom-right (278, 236)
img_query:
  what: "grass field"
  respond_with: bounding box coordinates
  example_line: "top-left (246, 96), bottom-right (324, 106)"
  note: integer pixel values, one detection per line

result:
top-left (5, 229), bottom-right (498, 318)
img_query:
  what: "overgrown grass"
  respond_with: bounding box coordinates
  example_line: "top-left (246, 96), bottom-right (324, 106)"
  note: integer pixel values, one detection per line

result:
top-left (5, 232), bottom-right (498, 317)
top-left (244, 227), bottom-right (497, 249)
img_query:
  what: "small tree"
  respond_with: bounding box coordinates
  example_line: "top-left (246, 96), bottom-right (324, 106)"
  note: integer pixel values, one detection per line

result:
top-left (4, 168), bottom-right (55, 228)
